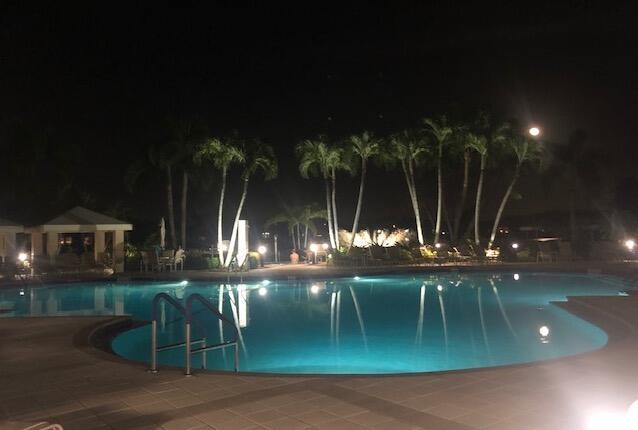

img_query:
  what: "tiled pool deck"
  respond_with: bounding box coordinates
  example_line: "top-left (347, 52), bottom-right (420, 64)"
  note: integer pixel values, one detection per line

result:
top-left (1, 267), bottom-right (638, 429)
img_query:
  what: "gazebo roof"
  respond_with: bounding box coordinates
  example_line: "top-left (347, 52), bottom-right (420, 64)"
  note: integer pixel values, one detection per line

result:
top-left (0, 218), bottom-right (23, 232)
top-left (32, 206), bottom-right (133, 232)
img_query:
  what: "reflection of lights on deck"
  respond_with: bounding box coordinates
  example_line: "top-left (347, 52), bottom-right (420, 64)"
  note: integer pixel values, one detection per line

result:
top-left (513, 273), bottom-right (520, 281)
top-left (586, 400), bottom-right (638, 430)
top-left (258, 287), bottom-right (267, 296)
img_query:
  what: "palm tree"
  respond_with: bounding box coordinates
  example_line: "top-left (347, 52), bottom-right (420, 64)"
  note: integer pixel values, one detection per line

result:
top-left (466, 133), bottom-right (488, 247)
top-left (147, 143), bottom-right (180, 249)
top-left (169, 119), bottom-right (207, 250)
top-left (450, 128), bottom-right (471, 243)
top-left (195, 135), bottom-right (245, 264)
top-left (223, 142), bottom-right (278, 267)
top-left (388, 129), bottom-right (429, 245)
top-left (265, 204), bottom-right (326, 250)
top-left (297, 137), bottom-right (338, 248)
top-left (423, 117), bottom-right (453, 245)
top-left (327, 145), bottom-right (350, 249)
top-left (299, 204), bottom-right (328, 248)
top-left (347, 131), bottom-right (382, 250)
top-left (487, 134), bottom-right (543, 249)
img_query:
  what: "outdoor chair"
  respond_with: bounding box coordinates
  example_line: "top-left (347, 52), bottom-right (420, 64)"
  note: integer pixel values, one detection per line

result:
top-left (166, 249), bottom-right (185, 271)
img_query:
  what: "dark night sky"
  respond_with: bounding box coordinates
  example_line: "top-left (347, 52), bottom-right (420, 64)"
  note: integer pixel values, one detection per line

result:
top-left (2, 2), bottom-right (637, 243)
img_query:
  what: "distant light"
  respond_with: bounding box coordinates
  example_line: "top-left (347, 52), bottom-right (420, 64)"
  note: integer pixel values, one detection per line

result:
top-left (539, 325), bottom-right (550, 337)
top-left (261, 280), bottom-right (270, 286)
top-left (624, 239), bottom-right (635, 251)
top-left (354, 276), bottom-right (360, 281)
top-left (19, 289), bottom-right (25, 296)
top-left (179, 280), bottom-right (188, 286)
top-left (514, 273), bottom-right (520, 281)
top-left (511, 243), bottom-right (519, 249)
top-left (434, 243), bottom-right (441, 249)
top-left (258, 245), bottom-right (267, 255)
top-left (529, 127), bottom-right (540, 137)
top-left (309, 243), bottom-right (319, 253)
top-left (321, 243), bottom-right (329, 250)
top-left (18, 252), bottom-right (28, 262)
top-left (436, 285), bottom-right (443, 292)
top-left (258, 287), bottom-right (267, 296)
top-left (310, 284), bottom-right (320, 294)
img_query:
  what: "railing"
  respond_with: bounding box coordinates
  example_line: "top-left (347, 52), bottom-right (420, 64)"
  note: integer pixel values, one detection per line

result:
top-left (149, 292), bottom-right (239, 375)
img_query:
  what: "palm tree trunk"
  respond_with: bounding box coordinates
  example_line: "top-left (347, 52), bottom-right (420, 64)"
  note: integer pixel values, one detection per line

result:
top-left (488, 164), bottom-right (521, 249)
top-left (296, 223), bottom-right (302, 250)
top-left (223, 177), bottom-right (249, 267)
top-left (324, 177), bottom-right (336, 248)
top-left (331, 169), bottom-right (340, 249)
top-left (434, 145), bottom-right (443, 244)
top-left (453, 150), bottom-right (470, 244)
top-left (166, 165), bottom-right (177, 249)
top-left (474, 154), bottom-right (486, 247)
top-left (217, 167), bottom-right (227, 264)
top-left (404, 160), bottom-right (424, 245)
top-left (180, 170), bottom-right (188, 249)
top-left (349, 158), bottom-right (367, 250)
top-left (304, 224), bottom-right (309, 248)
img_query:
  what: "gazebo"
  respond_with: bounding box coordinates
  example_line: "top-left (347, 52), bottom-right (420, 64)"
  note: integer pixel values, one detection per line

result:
top-left (28, 206), bottom-right (133, 273)
top-left (0, 218), bottom-right (24, 264)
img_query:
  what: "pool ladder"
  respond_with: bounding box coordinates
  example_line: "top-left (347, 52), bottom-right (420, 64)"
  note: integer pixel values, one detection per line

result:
top-left (149, 293), bottom-right (239, 375)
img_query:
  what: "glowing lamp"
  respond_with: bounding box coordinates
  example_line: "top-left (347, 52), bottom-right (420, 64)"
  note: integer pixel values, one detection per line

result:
top-left (529, 127), bottom-right (540, 137)
top-left (309, 243), bottom-right (319, 253)
top-left (310, 284), bottom-right (320, 294)
top-left (513, 273), bottom-right (520, 281)
top-left (436, 285), bottom-right (443, 292)
top-left (624, 239), bottom-right (635, 251)
top-left (257, 245), bottom-right (267, 255)
top-left (539, 325), bottom-right (550, 337)
top-left (434, 243), bottom-right (442, 249)
top-left (511, 243), bottom-right (519, 249)
top-left (18, 252), bottom-right (28, 262)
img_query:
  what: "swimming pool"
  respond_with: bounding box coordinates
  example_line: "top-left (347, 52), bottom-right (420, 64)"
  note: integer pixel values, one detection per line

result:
top-left (0, 272), bottom-right (627, 374)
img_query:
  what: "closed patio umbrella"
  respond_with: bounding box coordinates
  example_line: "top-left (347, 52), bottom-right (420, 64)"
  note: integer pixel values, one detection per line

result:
top-left (160, 217), bottom-right (166, 249)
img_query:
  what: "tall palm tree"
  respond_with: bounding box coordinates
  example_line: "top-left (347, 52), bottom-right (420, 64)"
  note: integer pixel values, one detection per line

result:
top-left (388, 129), bottom-right (429, 245)
top-left (147, 143), bottom-right (180, 249)
top-left (450, 128), bottom-right (471, 243)
top-left (265, 204), bottom-right (326, 250)
top-left (423, 117), bottom-right (453, 245)
top-left (347, 131), bottom-right (382, 250)
top-left (297, 137), bottom-right (338, 248)
top-left (327, 145), bottom-right (350, 249)
top-left (299, 204), bottom-right (328, 248)
top-left (195, 135), bottom-right (245, 263)
top-left (169, 119), bottom-right (207, 250)
top-left (466, 133), bottom-right (488, 247)
top-left (223, 142), bottom-right (278, 267)
top-left (487, 135), bottom-right (543, 249)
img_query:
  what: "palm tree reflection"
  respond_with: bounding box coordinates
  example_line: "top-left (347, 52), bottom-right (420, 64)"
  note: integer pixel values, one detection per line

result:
top-left (415, 284), bottom-right (426, 345)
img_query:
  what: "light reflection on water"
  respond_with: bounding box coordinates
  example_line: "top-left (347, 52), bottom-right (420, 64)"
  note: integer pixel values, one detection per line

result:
top-left (0, 272), bottom-right (626, 374)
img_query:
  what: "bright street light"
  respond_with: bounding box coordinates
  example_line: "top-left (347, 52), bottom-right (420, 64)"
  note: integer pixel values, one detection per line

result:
top-left (624, 239), bottom-right (635, 251)
top-left (258, 245), bottom-right (267, 255)
top-left (529, 126), bottom-right (540, 137)
top-left (18, 252), bottom-right (28, 262)
top-left (309, 243), bottom-right (319, 253)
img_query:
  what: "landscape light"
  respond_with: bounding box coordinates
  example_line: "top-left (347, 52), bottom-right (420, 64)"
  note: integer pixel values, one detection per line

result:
top-left (434, 243), bottom-right (441, 249)
top-left (511, 243), bottom-right (519, 249)
top-left (310, 284), bottom-right (320, 294)
top-left (18, 252), bottom-right (28, 262)
top-left (624, 239), bottom-right (635, 251)
top-left (19, 289), bottom-right (25, 296)
top-left (529, 126), bottom-right (540, 137)
top-left (257, 245), bottom-right (267, 255)
top-left (321, 243), bottom-right (329, 250)
top-left (309, 243), bottom-right (319, 253)
top-left (258, 287), bottom-right (267, 296)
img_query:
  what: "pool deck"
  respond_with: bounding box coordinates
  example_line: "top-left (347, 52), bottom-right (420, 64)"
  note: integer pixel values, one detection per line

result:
top-left (2, 286), bottom-right (638, 429)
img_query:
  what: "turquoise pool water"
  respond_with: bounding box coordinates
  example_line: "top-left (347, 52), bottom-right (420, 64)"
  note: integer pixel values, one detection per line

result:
top-left (0, 272), bottom-right (627, 374)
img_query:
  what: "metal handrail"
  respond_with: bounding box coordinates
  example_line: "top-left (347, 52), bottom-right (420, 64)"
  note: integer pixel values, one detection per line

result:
top-left (185, 293), bottom-right (239, 375)
top-left (149, 292), bottom-right (240, 375)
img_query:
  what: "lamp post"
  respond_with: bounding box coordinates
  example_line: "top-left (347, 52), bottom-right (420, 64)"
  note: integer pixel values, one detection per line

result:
top-left (309, 243), bottom-right (319, 264)
top-left (257, 245), bottom-right (267, 267)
